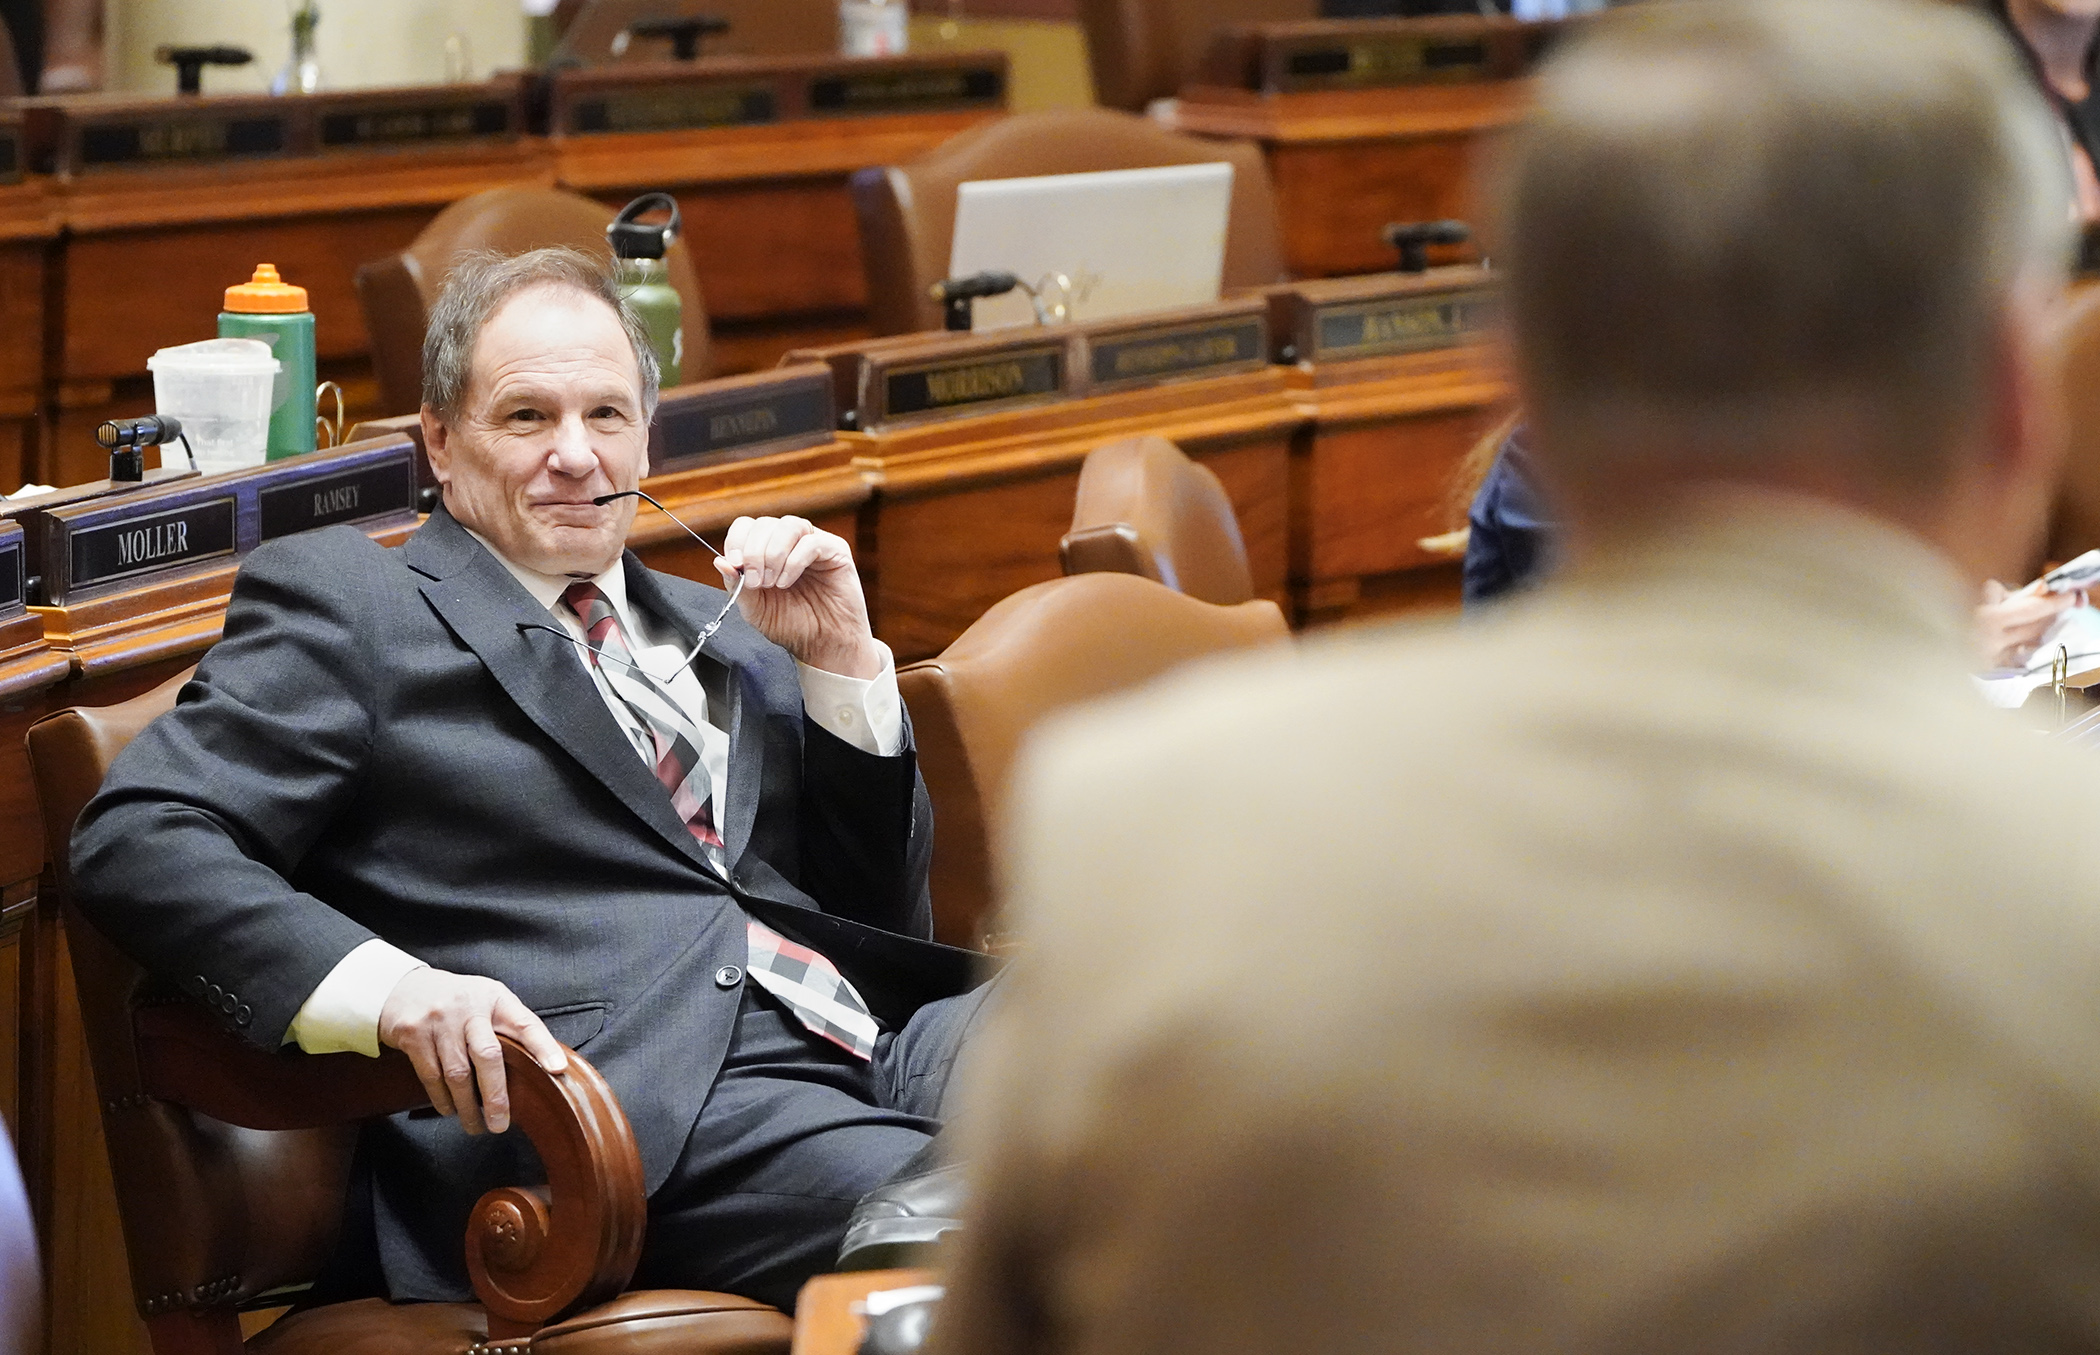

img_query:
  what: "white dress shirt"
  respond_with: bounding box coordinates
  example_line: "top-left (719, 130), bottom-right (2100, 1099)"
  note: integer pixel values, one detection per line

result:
top-left (286, 539), bottom-right (904, 1056)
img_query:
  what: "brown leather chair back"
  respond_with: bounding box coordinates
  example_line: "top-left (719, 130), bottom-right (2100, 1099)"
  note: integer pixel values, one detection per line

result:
top-left (2050, 285), bottom-right (2100, 567)
top-left (850, 107), bottom-right (1287, 336)
top-left (1078, 0), bottom-right (1316, 111)
top-left (356, 186), bottom-right (712, 418)
top-left (28, 670), bottom-right (359, 1325)
top-left (899, 572), bottom-right (1288, 947)
top-left (1060, 435), bottom-right (1255, 606)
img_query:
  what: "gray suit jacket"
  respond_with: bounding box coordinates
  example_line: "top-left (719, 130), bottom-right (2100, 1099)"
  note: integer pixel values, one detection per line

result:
top-left (942, 492), bottom-right (2100, 1355)
top-left (72, 506), bottom-right (978, 1300)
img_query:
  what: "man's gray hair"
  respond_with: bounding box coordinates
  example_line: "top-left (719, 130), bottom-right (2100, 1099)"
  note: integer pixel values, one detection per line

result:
top-left (420, 246), bottom-right (662, 421)
top-left (1493, 0), bottom-right (2075, 485)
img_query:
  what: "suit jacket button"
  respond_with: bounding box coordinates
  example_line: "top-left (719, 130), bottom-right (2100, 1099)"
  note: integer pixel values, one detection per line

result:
top-left (234, 1005), bottom-right (252, 1027)
top-left (715, 965), bottom-right (743, 988)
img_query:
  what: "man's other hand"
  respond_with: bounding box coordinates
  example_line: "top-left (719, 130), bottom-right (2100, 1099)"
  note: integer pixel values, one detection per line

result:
top-left (1977, 578), bottom-right (2081, 669)
top-left (718, 515), bottom-right (883, 678)
top-left (378, 968), bottom-right (569, 1135)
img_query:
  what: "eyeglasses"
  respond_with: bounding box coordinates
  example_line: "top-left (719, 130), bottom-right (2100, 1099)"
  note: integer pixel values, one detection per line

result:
top-left (515, 487), bottom-right (746, 673)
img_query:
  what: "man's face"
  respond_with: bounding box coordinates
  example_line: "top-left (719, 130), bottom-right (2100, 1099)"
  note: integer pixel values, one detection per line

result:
top-left (422, 283), bottom-right (647, 577)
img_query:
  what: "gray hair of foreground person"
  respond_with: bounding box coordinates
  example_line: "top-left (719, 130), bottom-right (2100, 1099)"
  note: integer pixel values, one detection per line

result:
top-left (419, 246), bottom-right (663, 421)
top-left (1496, 0), bottom-right (2074, 496)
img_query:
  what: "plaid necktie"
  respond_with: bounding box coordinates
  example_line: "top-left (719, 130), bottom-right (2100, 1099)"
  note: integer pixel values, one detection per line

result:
top-left (561, 582), bottom-right (879, 1060)
top-left (563, 581), bottom-right (722, 848)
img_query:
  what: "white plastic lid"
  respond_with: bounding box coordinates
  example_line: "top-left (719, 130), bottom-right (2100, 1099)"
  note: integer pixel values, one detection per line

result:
top-left (146, 337), bottom-right (282, 376)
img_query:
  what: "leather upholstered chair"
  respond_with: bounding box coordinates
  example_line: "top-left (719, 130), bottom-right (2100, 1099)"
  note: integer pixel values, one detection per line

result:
top-left (849, 107), bottom-right (1287, 336)
top-left (1077, 0), bottom-right (1315, 111)
top-left (898, 572), bottom-right (1288, 948)
top-left (28, 671), bottom-right (791, 1355)
top-left (1059, 435), bottom-right (1256, 606)
top-left (356, 186), bottom-right (711, 418)
top-left (2048, 284), bottom-right (2100, 566)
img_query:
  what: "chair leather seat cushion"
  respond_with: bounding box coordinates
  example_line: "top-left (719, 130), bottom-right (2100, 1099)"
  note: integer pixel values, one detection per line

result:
top-left (248, 1291), bottom-right (790, 1354)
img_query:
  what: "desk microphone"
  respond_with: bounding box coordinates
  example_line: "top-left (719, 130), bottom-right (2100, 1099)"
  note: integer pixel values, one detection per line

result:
top-left (95, 415), bottom-right (192, 482)
top-left (930, 272), bottom-right (1020, 331)
top-left (1383, 220), bottom-right (1471, 274)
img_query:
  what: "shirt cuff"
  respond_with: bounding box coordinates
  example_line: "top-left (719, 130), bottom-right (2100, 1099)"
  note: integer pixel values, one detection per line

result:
top-left (284, 938), bottom-right (428, 1057)
top-left (798, 641), bottom-right (903, 756)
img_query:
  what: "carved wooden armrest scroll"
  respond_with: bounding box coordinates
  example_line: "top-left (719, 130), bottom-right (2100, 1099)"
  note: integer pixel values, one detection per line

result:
top-left (132, 1005), bottom-right (646, 1333)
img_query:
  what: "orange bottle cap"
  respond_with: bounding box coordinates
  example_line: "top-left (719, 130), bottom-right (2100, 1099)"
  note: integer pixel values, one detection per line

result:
top-left (224, 263), bottom-right (308, 313)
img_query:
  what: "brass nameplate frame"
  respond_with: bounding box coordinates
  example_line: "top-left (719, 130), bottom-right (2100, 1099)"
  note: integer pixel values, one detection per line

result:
top-left (650, 365), bottom-right (836, 473)
top-left (1211, 17), bottom-right (1564, 95)
top-left (547, 53), bottom-right (1008, 138)
top-left (567, 82), bottom-right (776, 135)
top-left (1085, 305), bottom-right (1269, 394)
top-left (1311, 290), bottom-right (1496, 360)
top-left (870, 337), bottom-right (1072, 429)
top-left (806, 64), bottom-right (1004, 117)
top-left (0, 521), bottom-right (23, 620)
top-left (75, 110), bottom-right (290, 171)
top-left (24, 435), bottom-right (418, 605)
top-left (312, 83), bottom-right (522, 152)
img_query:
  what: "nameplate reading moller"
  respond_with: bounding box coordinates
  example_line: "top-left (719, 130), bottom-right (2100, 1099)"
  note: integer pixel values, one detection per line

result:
top-left (70, 499), bottom-right (237, 591)
top-left (77, 115), bottom-right (288, 169)
top-left (882, 348), bottom-right (1066, 421)
top-left (567, 85), bottom-right (776, 135)
top-left (258, 458), bottom-right (418, 541)
top-left (1313, 291), bottom-right (1498, 359)
top-left (1089, 317), bottom-right (1267, 392)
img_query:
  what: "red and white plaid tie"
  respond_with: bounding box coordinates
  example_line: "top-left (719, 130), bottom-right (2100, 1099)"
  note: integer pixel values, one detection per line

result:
top-left (562, 582), bottom-right (878, 1060)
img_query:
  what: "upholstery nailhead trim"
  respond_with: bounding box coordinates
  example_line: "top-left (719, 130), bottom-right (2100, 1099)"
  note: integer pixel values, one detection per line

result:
top-left (139, 1273), bottom-right (241, 1314)
top-left (468, 1341), bottom-right (532, 1353)
top-left (102, 1094), bottom-right (154, 1115)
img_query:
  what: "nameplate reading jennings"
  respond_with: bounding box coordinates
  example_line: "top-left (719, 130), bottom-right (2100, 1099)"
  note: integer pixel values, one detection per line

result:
top-left (567, 84), bottom-right (776, 135)
top-left (1312, 290), bottom-right (1497, 360)
top-left (1088, 315), bottom-right (1267, 392)
top-left (881, 347), bottom-right (1066, 421)
top-left (651, 367), bottom-right (836, 473)
top-left (808, 65), bottom-right (1004, 116)
top-left (258, 457), bottom-right (418, 540)
top-left (77, 114), bottom-right (288, 169)
top-left (71, 499), bottom-right (237, 591)
top-left (318, 99), bottom-right (512, 150)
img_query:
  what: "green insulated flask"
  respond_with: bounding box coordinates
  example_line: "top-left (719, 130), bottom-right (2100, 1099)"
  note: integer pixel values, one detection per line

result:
top-left (218, 263), bottom-right (316, 460)
top-left (608, 193), bottom-right (684, 387)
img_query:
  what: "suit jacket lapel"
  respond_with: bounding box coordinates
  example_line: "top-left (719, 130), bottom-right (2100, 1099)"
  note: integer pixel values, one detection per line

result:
top-left (402, 511), bottom-right (723, 877)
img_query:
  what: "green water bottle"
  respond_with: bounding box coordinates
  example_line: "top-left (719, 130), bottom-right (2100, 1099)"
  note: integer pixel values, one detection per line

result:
top-left (218, 263), bottom-right (316, 460)
top-left (608, 194), bottom-right (683, 387)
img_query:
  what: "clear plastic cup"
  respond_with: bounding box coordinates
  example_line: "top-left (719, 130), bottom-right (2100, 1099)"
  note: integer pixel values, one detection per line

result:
top-left (146, 339), bottom-right (282, 475)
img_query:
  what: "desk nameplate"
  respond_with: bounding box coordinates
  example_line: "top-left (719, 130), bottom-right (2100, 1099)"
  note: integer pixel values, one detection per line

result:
top-left (806, 64), bottom-right (1005, 118)
top-left (566, 83), bottom-right (776, 136)
top-left (0, 522), bottom-right (22, 620)
top-left (24, 435), bottom-right (419, 605)
top-left (312, 82), bottom-right (524, 152)
top-left (650, 366), bottom-right (836, 473)
top-left (545, 53), bottom-right (1010, 137)
top-left (1084, 306), bottom-right (1269, 394)
top-left (1203, 16), bottom-right (1565, 95)
top-left (872, 339), bottom-right (1072, 429)
top-left (1268, 268), bottom-right (1500, 365)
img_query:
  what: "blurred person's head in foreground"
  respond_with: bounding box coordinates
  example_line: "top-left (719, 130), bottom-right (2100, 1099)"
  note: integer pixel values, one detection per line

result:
top-left (1501, 0), bottom-right (2073, 584)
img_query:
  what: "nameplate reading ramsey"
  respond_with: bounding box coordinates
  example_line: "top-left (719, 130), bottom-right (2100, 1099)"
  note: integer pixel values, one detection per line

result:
top-left (70, 499), bottom-right (236, 590)
top-left (318, 100), bottom-right (512, 149)
top-left (808, 65), bottom-right (1004, 116)
top-left (567, 84), bottom-right (776, 135)
top-left (257, 458), bottom-right (417, 541)
top-left (77, 115), bottom-right (288, 169)
top-left (882, 348), bottom-right (1065, 420)
top-left (1313, 291), bottom-right (1497, 359)
top-left (1089, 317), bottom-right (1267, 392)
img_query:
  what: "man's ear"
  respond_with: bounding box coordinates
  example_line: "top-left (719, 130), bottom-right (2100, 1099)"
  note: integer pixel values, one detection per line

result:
top-left (420, 406), bottom-right (453, 488)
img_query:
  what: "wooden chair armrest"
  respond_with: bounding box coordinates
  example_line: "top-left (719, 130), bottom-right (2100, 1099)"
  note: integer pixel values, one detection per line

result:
top-left (134, 1003), bottom-right (646, 1333)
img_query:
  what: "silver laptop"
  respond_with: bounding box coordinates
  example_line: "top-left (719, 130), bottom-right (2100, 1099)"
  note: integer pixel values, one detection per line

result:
top-left (947, 162), bottom-right (1235, 332)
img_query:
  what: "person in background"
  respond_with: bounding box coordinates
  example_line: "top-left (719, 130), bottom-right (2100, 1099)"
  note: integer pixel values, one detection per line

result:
top-left (1988, 0), bottom-right (2100, 222)
top-left (932, 4), bottom-right (2100, 1353)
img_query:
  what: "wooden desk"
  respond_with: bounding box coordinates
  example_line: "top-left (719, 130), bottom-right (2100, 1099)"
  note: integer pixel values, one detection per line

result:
top-left (1162, 17), bottom-right (1554, 278)
top-left (794, 302), bottom-right (1299, 660)
top-left (792, 1269), bottom-right (939, 1355)
top-left (545, 54), bottom-right (1008, 374)
top-left (1269, 268), bottom-right (1508, 623)
top-left (0, 122), bottom-right (55, 492)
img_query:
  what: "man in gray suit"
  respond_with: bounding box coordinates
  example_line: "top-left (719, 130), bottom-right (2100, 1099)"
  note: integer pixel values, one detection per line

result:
top-left (935, 2), bottom-right (2100, 1352)
top-left (72, 248), bottom-right (983, 1309)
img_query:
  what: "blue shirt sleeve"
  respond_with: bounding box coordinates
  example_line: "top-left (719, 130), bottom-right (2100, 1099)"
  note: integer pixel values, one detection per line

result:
top-left (1462, 426), bottom-right (1554, 610)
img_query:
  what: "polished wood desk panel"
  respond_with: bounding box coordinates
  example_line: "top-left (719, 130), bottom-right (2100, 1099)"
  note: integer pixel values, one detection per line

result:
top-left (1164, 81), bottom-right (1525, 279)
top-left (849, 367), bottom-right (1299, 661)
top-left (0, 172), bottom-right (55, 493)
